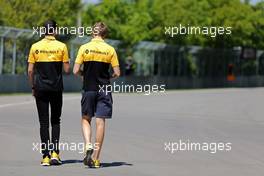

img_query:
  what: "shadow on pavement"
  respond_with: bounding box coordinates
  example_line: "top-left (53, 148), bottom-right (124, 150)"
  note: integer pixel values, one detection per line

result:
top-left (101, 162), bottom-right (133, 168)
top-left (62, 160), bottom-right (133, 168)
top-left (62, 159), bottom-right (83, 164)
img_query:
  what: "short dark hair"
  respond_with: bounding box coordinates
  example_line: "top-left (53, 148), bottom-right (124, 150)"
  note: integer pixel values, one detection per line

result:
top-left (44, 20), bottom-right (57, 35)
top-left (92, 22), bottom-right (108, 38)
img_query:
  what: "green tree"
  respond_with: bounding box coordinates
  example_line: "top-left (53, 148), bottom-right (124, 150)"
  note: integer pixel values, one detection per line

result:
top-left (0, 0), bottom-right (81, 28)
top-left (83, 0), bottom-right (153, 45)
top-left (82, 0), bottom-right (264, 49)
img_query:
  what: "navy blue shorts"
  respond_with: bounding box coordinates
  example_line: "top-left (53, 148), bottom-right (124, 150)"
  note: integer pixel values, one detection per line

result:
top-left (81, 91), bottom-right (113, 118)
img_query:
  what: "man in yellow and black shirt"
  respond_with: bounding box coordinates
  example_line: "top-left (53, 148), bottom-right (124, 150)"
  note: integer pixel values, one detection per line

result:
top-left (73, 22), bottom-right (120, 168)
top-left (28, 20), bottom-right (70, 166)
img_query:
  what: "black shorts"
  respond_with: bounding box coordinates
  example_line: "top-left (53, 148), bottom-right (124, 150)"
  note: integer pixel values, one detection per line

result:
top-left (81, 91), bottom-right (113, 118)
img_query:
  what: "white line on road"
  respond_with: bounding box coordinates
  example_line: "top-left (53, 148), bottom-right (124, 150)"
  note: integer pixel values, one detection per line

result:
top-left (0, 101), bottom-right (34, 108)
top-left (0, 96), bottom-right (80, 109)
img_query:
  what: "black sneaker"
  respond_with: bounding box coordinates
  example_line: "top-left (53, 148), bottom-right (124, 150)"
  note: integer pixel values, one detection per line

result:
top-left (83, 148), bottom-right (94, 166)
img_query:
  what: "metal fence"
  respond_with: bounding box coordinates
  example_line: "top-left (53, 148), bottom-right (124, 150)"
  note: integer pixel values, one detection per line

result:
top-left (132, 42), bottom-right (264, 78)
top-left (0, 26), bottom-right (38, 75)
top-left (0, 26), bottom-right (264, 80)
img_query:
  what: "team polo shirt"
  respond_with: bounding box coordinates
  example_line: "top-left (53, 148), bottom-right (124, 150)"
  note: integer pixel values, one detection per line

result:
top-left (75, 38), bottom-right (119, 91)
top-left (28, 36), bottom-right (69, 91)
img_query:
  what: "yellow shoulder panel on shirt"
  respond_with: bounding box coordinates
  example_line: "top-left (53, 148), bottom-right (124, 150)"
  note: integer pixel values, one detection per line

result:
top-left (75, 38), bottom-right (119, 67)
top-left (28, 36), bottom-right (69, 63)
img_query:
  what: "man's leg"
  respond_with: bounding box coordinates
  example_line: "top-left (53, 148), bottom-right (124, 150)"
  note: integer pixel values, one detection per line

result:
top-left (35, 91), bottom-right (50, 161)
top-left (82, 115), bottom-right (92, 147)
top-left (50, 92), bottom-right (62, 155)
top-left (82, 115), bottom-right (94, 166)
top-left (91, 91), bottom-right (112, 167)
top-left (81, 91), bottom-right (96, 166)
top-left (93, 118), bottom-right (105, 160)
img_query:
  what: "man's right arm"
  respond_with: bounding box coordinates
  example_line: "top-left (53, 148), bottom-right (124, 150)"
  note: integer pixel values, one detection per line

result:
top-left (63, 44), bottom-right (70, 74)
top-left (111, 49), bottom-right (120, 79)
top-left (63, 62), bottom-right (70, 74)
top-left (112, 66), bottom-right (120, 79)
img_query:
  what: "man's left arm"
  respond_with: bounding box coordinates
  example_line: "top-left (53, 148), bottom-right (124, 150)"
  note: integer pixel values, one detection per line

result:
top-left (28, 46), bottom-right (36, 96)
top-left (28, 63), bottom-right (35, 96)
top-left (73, 63), bottom-right (83, 76)
top-left (73, 46), bottom-right (84, 76)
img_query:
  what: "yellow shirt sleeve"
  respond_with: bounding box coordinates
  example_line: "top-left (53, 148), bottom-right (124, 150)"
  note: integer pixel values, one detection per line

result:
top-left (75, 46), bottom-right (84, 64)
top-left (62, 44), bottom-right (69, 62)
top-left (111, 49), bottom-right (119, 67)
top-left (28, 45), bottom-right (36, 63)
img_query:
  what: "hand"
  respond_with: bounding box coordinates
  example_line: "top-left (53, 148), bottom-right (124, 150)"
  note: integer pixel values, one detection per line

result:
top-left (111, 73), bottom-right (118, 79)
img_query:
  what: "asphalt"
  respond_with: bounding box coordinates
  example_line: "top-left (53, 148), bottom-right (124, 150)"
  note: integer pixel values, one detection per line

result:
top-left (0, 88), bottom-right (264, 176)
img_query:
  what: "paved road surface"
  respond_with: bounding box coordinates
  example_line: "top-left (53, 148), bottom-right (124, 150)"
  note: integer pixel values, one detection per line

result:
top-left (0, 88), bottom-right (264, 175)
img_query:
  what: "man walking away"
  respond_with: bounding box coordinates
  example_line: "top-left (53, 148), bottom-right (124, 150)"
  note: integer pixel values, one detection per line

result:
top-left (28, 20), bottom-right (70, 166)
top-left (73, 22), bottom-right (120, 168)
